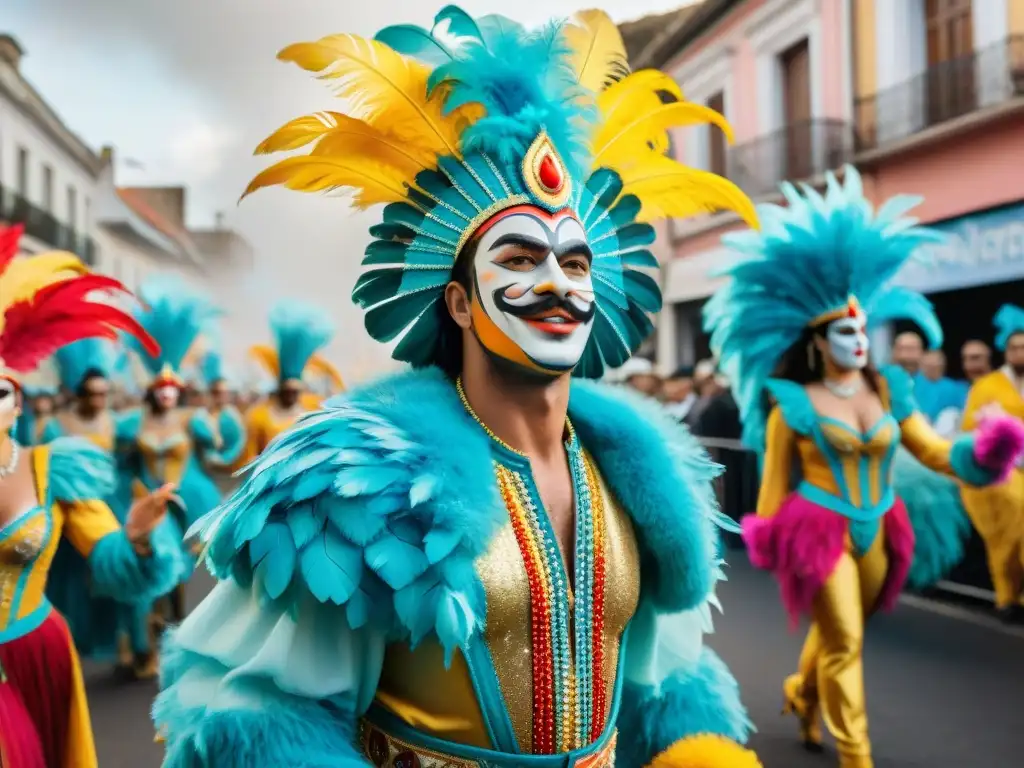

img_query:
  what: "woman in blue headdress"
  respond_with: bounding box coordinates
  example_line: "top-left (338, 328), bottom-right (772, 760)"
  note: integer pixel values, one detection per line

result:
top-left (704, 166), bottom-right (1024, 768)
top-left (188, 329), bottom-right (247, 486)
top-left (153, 7), bottom-right (764, 768)
top-left (115, 276), bottom-right (231, 677)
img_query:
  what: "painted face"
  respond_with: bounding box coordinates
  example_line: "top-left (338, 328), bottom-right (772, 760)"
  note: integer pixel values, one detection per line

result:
top-left (0, 378), bottom-right (19, 434)
top-left (826, 313), bottom-right (869, 370)
top-left (154, 384), bottom-right (181, 410)
top-left (470, 207), bottom-right (595, 375)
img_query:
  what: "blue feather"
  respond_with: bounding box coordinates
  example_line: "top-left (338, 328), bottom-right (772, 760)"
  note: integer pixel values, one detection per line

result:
top-left (993, 303), bottom-right (1024, 350)
top-left (269, 300), bottom-right (335, 382)
top-left (53, 338), bottom-right (119, 391)
top-left (48, 437), bottom-right (116, 501)
top-left (132, 277), bottom-right (222, 376)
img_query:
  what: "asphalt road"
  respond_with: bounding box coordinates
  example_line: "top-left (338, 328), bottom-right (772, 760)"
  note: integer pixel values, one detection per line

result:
top-left (86, 557), bottom-right (1024, 767)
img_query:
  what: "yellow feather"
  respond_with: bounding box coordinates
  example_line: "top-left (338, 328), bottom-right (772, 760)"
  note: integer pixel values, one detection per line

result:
top-left (619, 155), bottom-right (758, 228)
top-left (277, 34), bottom-right (469, 160)
top-left (310, 114), bottom-right (436, 174)
top-left (592, 70), bottom-right (684, 155)
top-left (565, 10), bottom-right (630, 94)
top-left (242, 155), bottom-right (412, 208)
top-left (0, 253), bottom-right (86, 313)
top-left (255, 112), bottom-right (347, 154)
top-left (593, 101), bottom-right (733, 170)
top-left (249, 345), bottom-right (279, 378)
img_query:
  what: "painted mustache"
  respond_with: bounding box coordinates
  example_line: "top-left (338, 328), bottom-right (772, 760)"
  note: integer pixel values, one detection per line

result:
top-left (492, 287), bottom-right (596, 324)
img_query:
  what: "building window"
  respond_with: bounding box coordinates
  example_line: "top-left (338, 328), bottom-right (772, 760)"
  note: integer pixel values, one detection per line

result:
top-left (42, 165), bottom-right (54, 212)
top-left (926, 0), bottom-right (973, 65)
top-left (706, 91), bottom-right (727, 177)
top-left (925, 0), bottom-right (974, 125)
top-left (16, 147), bottom-right (28, 197)
top-left (67, 186), bottom-right (77, 229)
top-left (780, 38), bottom-right (811, 181)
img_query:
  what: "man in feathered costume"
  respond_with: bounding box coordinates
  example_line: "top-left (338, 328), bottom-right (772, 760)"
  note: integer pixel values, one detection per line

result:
top-left (242, 299), bottom-right (336, 461)
top-left (154, 8), bottom-right (763, 768)
top-left (704, 167), bottom-right (1024, 767)
top-left (958, 304), bottom-right (1024, 621)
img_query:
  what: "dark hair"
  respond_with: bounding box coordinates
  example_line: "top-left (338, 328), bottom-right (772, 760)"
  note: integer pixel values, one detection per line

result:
top-left (434, 241), bottom-right (476, 379)
top-left (76, 368), bottom-right (108, 397)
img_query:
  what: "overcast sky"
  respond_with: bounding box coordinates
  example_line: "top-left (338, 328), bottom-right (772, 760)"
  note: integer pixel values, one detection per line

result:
top-left (6, 0), bottom-right (693, 378)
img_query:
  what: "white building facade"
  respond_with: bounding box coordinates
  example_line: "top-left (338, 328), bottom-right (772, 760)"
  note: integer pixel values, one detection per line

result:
top-left (0, 34), bottom-right (100, 261)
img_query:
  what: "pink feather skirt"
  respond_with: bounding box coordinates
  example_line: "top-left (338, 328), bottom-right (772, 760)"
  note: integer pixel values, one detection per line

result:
top-left (742, 492), bottom-right (915, 628)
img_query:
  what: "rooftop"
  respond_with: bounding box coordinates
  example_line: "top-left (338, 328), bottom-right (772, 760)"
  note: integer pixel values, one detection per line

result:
top-left (618, 6), bottom-right (700, 65)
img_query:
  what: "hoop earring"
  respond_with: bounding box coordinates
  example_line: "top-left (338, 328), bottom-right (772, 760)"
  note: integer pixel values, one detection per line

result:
top-left (807, 341), bottom-right (816, 371)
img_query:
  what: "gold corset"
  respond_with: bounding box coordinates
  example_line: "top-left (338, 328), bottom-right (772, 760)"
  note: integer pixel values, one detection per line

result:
top-left (138, 412), bottom-right (192, 486)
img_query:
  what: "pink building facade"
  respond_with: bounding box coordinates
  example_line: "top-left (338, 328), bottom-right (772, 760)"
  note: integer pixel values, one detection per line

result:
top-left (637, 0), bottom-right (1024, 375)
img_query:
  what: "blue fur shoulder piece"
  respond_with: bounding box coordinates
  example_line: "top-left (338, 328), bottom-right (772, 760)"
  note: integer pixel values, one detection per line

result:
top-left (195, 367), bottom-right (724, 658)
top-left (764, 379), bottom-right (817, 437)
top-left (47, 437), bottom-right (117, 503)
top-left (879, 364), bottom-right (917, 423)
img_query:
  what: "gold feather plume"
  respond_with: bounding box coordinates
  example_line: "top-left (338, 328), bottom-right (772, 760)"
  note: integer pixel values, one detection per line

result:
top-left (246, 34), bottom-right (481, 202)
top-left (564, 10), bottom-right (630, 94)
top-left (248, 344), bottom-right (279, 378)
top-left (592, 100), bottom-right (733, 170)
top-left (619, 154), bottom-right (758, 228)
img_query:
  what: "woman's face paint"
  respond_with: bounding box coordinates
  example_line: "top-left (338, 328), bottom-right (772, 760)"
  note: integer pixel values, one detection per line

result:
top-left (154, 385), bottom-right (181, 410)
top-left (826, 312), bottom-right (869, 370)
top-left (0, 378), bottom-right (19, 434)
top-left (470, 207), bottom-right (595, 374)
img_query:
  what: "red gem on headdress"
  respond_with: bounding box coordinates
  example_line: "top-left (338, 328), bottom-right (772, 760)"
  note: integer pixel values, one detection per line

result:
top-left (848, 304), bottom-right (858, 318)
top-left (538, 152), bottom-right (564, 193)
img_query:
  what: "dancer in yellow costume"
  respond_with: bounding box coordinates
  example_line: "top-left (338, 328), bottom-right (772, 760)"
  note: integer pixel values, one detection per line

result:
top-left (0, 223), bottom-right (181, 768)
top-left (704, 169), bottom-right (1024, 768)
top-left (153, 7), bottom-right (764, 767)
top-left (242, 299), bottom-right (336, 461)
top-left (959, 304), bottom-right (1024, 621)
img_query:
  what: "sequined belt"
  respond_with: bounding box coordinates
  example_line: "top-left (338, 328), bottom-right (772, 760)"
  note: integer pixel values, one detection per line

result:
top-left (359, 718), bottom-right (617, 768)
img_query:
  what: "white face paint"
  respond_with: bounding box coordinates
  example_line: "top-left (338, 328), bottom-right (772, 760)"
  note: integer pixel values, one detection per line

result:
top-left (154, 385), bottom-right (180, 410)
top-left (471, 211), bottom-right (596, 373)
top-left (826, 313), bottom-right (869, 370)
top-left (0, 379), bottom-right (18, 434)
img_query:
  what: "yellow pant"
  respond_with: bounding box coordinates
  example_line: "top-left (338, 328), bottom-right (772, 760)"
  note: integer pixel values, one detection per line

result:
top-left (790, 528), bottom-right (888, 767)
top-left (960, 469), bottom-right (1024, 609)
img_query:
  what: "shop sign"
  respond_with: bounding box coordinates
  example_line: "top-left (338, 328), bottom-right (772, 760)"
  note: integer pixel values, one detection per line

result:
top-left (894, 203), bottom-right (1024, 294)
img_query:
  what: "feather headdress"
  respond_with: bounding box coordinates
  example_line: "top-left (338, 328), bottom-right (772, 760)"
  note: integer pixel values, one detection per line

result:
top-left (249, 300), bottom-right (336, 383)
top-left (703, 165), bottom-right (946, 450)
top-left (53, 338), bottom-right (120, 392)
top-left (129, 275), bottom-right (222, 388)
top-left (0, 224), bottom-right (158, 388)
top-left (244, 6), bottom-right (757, 378)
top-left (993, 304), bottom-right (1024, 351)
top-left (306, 353), bottom-right (345, 393)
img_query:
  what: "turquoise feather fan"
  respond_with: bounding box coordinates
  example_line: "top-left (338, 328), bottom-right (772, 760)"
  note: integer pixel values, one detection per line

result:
top-left (704, 165), bottom-right (946, 450)
top-left (993, 304), bottom-right (1024, 350)
top-left (130, 276), bottom-right (223, 377)
top-left (269, 300), bottom-right (335, 382)
top-left (53, 338), bottom-right (118, 391)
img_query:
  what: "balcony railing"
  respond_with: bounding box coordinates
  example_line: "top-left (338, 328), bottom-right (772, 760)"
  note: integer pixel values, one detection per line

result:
top-left (0, 183), bottom-right (96, 265)
top-left (727, 118), bottom-right (855, 200)
top-left (855, 35), bottom-right (1024, 153)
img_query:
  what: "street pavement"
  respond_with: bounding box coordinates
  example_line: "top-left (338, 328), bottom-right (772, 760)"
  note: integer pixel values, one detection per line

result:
top-left (86, 557), bottom-right (1024, 767)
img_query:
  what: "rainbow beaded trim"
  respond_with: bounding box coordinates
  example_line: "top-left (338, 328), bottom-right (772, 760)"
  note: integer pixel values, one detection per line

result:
top-left (456, 378), bottom-right (609, 754)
